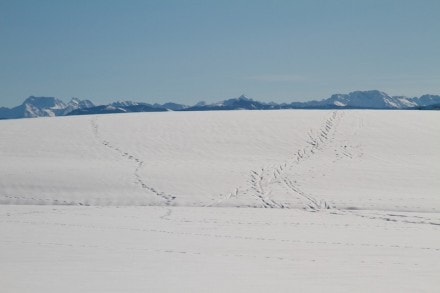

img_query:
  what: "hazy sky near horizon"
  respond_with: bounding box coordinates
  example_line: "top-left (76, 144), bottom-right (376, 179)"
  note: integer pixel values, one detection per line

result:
top-left (1, 0), bottom-right (439, 107)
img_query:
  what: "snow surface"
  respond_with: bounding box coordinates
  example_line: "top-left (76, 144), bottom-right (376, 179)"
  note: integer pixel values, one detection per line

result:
top-left (0, 110), bottom-right (439, 292)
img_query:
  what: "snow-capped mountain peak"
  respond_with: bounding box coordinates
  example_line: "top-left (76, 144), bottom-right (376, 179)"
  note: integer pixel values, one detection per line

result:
top-left (23, 96), bottom-right (66, 110)
top-left (0, 96), bottom-right (96, 118)
top-left (313, 90), bottom-right (420, 109)
top-left (1, 91), bottom-right (440, 119)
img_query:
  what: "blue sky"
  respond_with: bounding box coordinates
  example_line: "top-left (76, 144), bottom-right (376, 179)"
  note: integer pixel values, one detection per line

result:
top-left (1, 0), bottom-right (439, 107)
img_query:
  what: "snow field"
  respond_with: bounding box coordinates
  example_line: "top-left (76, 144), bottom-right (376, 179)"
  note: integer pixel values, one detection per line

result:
top-left (0, 109), bottom-right (439, 292)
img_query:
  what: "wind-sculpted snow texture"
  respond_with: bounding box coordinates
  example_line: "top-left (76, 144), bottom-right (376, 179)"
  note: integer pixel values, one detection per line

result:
top-left (0, 110), bottom-right (439, 292)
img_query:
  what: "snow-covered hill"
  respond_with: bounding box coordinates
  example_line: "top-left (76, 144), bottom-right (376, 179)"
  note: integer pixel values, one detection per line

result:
top-left (1, 110), bottom-right (438, 210)
top-left (0, 110), bottom-right (439, 293)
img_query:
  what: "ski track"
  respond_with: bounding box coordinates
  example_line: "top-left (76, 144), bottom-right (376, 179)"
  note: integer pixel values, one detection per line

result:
top-left (5, 207), bottom-right (436, 231)
top-left (217, 110), bottom-right (440, 227)
top-left (1, 206), bottom-right (437, 270)
top-left (2, 218), bottom-right (439, 253)
top-left (0, 194), bottom-right (87, 206)
top-left (0, 238), bottom-right (425, 268)
top-left (222, 111), bottom-right (341, 210)
top-left (344, 210), bottom-right (440, 227)
top-left (265, 110), bottom-right (340, 211)
top-left (91, 117), bottom-right (176, 206)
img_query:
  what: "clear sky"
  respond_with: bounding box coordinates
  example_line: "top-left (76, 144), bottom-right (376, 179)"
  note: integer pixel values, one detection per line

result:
top-left (1, 0), bottom-right (439, 107)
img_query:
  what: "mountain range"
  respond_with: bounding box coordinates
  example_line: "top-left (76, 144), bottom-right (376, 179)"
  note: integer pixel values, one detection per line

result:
top-left (0, 96), bottom-right (95, 119)
top-left (1, 90), bottom-right (439, 119)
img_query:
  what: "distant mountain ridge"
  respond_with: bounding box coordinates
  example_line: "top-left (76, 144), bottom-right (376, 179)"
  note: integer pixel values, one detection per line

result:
top-left (1, 90), bottom-right (439, 119)
top-left (67, 100), bottom-right (185, 116)
top-left (184, 91), bottom-right (440, 111)
top-left (294, 90), bottom-right (418, 109)
top-left (183, 95), bottom-right (279, 111)
top-left (0, 96), bottom-right (95, 119)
